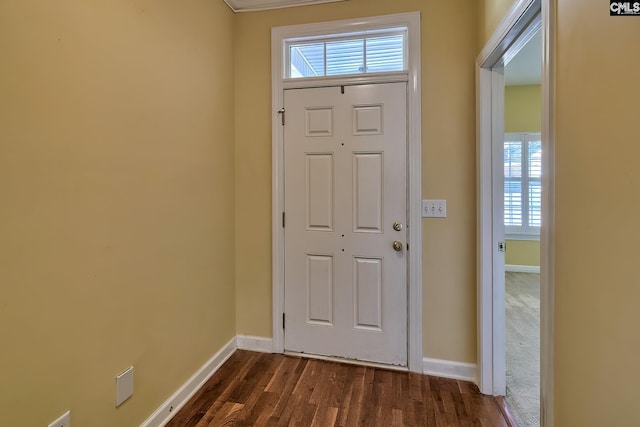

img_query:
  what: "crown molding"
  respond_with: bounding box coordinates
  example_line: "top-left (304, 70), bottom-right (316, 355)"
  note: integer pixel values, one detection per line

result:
top-left (223, 0), bottom-right (348, 13)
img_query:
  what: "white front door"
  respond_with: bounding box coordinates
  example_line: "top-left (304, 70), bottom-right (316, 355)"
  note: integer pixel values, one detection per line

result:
top-left (283, 83), bottom-right (407, 366)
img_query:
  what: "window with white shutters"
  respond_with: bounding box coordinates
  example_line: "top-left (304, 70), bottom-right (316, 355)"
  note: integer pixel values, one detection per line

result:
top-left (504, 133), bottom-right (541, 237)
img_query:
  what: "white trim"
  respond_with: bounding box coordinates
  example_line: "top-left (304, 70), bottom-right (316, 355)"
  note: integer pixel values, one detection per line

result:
top-left (478, 0), bottom-right (541, 68)
top-left (422, 358), bottom-right (477, 383)
top-left (506, 233), bottom-right (540, 241)
top-left (477, 0), bottom-right (555, 425)
top-left (271, 13), bottom-right (417, 42)
top-left (224, 0), bottom-right (348, 13)
top-left (236, 335), bottom-right (274, 353)
top-left (271, 19), bottom-right (286, 356)
top-left (271, 12), bottom-right (422, 373)
top-left (477, 0), bottom-right (540, 396)
top-left (502, 18), bottom-right (542, 67)
top-left (283, 71), bottom-right (409, 90)
top-left (491, 66), bottom-right (507, 397)
top-left (405, 11), bottom-right (423, 374)
top-left (476, 66), bottom-right (494, 396)
top-left (139, 337), bottom-right (237, 427)
top-left (540, 1), bottom-right (555, 426)
top-left (506, 264), bottom-right (541, 274)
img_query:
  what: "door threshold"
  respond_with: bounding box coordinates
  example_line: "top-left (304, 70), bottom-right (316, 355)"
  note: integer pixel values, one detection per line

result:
top-left (284, 351), bottom-right (408, 372)
top-left (495, 396), bottom-right (521, 427)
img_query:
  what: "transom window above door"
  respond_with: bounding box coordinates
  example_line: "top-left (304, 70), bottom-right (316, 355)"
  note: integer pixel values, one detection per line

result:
top-left (285, 29), bottom-right (407, 79)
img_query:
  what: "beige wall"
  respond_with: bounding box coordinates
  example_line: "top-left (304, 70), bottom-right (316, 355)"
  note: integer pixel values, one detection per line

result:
top-left (0, 1), bottom-right (236, 425)
top-left (505, 84), bottom-right (541, 267)
top-left (235, 0), bottom-right (478, 362)
top-left (554, 1), bottom-right (640, 425)
top-left (482, 0), bottom-right (640, 425)
top-left (18, 0), bottom-right (640, 424)
top-left (477, 0), bottom-right (518, 50)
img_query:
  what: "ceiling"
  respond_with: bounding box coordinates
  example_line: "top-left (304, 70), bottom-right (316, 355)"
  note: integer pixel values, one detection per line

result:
top-left (504, 29), bottom-right (542, 86)
top-left (224, 0), bottom-right (348, 12)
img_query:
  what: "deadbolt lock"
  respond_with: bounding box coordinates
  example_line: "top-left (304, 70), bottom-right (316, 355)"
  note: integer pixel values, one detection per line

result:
top-left (392, 222), bottom-right (403, 231)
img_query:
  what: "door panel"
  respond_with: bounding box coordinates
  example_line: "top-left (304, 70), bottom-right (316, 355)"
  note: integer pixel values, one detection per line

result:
top-left (353, 257), bottom-right (383, 330)
top-left (353, 153), bottom-right (383, 233)
top-left (306, 154), bottom-right (334, 231)
top-left (306, 254), bottom-right (334, 325)
top-left (284, 83), bottom-right (407, 366)
top-left (305, 107), bottom-right (333, 137)
top-left (352, 105), bottom-right (383, 135)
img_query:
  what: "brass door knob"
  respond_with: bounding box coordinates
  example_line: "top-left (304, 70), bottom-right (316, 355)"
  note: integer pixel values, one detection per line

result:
top-left (392, 241), bottom-right (403, 251)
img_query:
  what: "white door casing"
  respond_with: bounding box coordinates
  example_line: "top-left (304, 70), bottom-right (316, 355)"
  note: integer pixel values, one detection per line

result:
top-left (492, 67), bottom-right (507, 396)
top-left (272, 12), bottom-right (422, 372)
top-left (477, 0), bottom-right (555, 425)
top-left (477, 0), bottom-right (540, 396)
top-left (283, 83), bottom-right (407, 366)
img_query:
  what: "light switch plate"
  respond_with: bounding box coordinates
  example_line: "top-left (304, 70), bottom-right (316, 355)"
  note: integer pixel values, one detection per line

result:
top-left (116, 366), bottom-right (134, 407)
top-left (422, 199), bottom-right (447, 218)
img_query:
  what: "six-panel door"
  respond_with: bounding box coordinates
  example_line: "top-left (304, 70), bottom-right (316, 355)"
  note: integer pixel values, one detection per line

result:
top-left (284, 83), bottom-right (407, 366)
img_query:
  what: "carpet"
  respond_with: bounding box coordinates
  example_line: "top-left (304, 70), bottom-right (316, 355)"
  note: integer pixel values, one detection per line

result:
top-left (505, 272), bottom-right (540, 427)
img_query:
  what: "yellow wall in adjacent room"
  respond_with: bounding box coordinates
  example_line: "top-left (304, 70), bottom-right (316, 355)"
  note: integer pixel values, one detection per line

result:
top-left (0, 1), bottom-right (236, 425)
top-left (505, 85), bottom-right (541, 133)
top-left (554, 1), bottom-right (640, 425)
top-left (505, 84), bottom-right (541, 267)
top-left (505, 240), bottom-right (540, 266)
top-left (235, 0), bottom-right (479, 363)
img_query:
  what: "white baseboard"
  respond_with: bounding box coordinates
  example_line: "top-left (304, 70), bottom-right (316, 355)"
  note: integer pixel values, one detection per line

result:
top-left (140, 336), bottom-right (237, 427)
top-left (236, 335), bottom-right (273, 353)
top-left (423, 357), bottom-right (477, 383)
top-left (505, 264), bottom-right (540, 273)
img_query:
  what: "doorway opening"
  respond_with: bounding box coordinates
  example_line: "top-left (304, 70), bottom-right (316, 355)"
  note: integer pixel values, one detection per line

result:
top-left (503, 29), bottom-right (542, 426)
top-left (477, 0), bottom-right (555, 426)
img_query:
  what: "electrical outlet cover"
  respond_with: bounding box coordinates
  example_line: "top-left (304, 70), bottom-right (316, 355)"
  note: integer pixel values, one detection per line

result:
top-left (116, 366), bottom-right (134, 407)
top-left (48, 410), bottom-right (70, 427)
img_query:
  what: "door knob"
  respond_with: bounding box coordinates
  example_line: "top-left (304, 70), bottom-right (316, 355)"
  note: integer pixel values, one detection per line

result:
top-left (392, 222), bottom-right (403, 231)
top-left (392, 241), bottom-right (403, 251)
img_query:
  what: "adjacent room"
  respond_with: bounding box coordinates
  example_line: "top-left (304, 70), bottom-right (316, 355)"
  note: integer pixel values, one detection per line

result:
top-left (503, 29), bottom-right (542, 427)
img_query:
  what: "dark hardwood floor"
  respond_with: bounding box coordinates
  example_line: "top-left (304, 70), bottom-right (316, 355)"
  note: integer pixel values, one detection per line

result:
top-left (166, 350), bottom-right (508, 427)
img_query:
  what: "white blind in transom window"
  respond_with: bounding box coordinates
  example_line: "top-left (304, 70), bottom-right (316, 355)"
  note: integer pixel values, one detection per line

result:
top-left (287, 31), bottom-right (406, 79)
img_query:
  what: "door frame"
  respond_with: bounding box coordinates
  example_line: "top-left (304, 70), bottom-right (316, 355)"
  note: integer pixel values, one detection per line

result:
top-left (476, 0), bottom-right (555, 426)
top-left (270, 12), bottom-right (423, 373)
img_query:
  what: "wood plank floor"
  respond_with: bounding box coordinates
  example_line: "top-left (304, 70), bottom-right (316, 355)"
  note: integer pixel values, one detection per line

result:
top-left (166, 350), bottom-right (508, 427)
